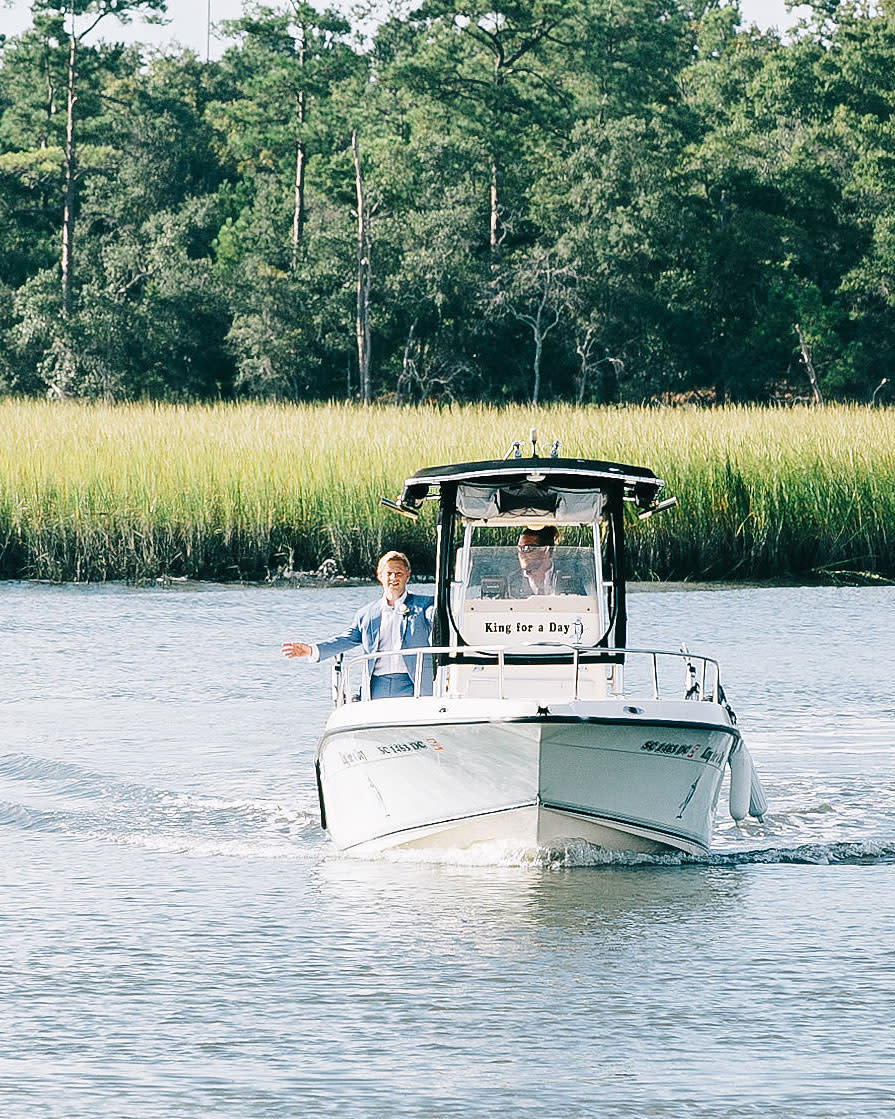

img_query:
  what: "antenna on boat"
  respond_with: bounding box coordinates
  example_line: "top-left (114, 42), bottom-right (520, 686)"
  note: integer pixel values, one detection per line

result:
top-left (530, 427), bottom-right (538, 457)
top-left (550, 440), bottom-right (560, 458)
top-left (505, 440), bottom-right (522, 460)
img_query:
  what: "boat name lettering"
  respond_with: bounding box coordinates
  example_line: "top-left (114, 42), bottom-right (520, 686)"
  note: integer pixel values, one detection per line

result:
top-left (640, 740), bottom-right (724, 765)
top-left (641, 739), bottom-right (699, 759)
top-left (482, 621), bottom-right (574, 635)
top-left (378, 738), bottom-right (430, 756)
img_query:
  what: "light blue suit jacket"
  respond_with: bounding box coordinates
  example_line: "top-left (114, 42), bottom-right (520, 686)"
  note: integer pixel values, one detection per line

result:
top-left (315, 593), bottom-right (435, 695)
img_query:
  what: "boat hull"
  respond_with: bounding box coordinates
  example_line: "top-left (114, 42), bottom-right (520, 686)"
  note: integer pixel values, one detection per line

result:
top-left (316, 699), bottom-right (739, 857)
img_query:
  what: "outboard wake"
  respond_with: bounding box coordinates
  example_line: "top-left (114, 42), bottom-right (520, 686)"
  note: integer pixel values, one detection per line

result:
top-left (0, 749), bottom-right (320, 857)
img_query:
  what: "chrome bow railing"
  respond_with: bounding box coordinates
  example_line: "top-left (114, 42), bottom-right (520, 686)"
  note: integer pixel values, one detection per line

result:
top-left (331, 644), bottom-right (722, 706)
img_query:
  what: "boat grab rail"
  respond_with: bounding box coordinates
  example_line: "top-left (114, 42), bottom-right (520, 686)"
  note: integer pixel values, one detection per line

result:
top-left (332, 644), bottom-right (722, 706)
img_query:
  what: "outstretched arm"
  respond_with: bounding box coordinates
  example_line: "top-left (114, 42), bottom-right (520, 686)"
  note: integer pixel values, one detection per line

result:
top-left (282, 607), bottom-right (367, 662)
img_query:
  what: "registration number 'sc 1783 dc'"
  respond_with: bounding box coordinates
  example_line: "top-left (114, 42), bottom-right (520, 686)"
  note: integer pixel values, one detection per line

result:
top-left (336, 737), bottom-right (441, 768)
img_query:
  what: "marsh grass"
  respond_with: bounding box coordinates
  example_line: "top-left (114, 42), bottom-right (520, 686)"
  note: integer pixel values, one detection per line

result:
top-left (1, 399), bottom-right (893, 582)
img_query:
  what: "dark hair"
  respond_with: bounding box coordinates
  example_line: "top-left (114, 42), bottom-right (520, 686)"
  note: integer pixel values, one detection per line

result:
top-left (518, 526), bottom-right (557, 547)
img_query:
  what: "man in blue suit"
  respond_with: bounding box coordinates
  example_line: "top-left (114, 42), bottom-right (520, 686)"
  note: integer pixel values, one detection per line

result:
top-left (282, 551), bottom-right (434, 699)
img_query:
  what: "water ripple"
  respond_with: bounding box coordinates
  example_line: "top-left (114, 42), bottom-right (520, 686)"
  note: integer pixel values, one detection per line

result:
top-left (3, 582), bottom-right (895, 1119)
top-left (0, 749), bottom-right (320, 856)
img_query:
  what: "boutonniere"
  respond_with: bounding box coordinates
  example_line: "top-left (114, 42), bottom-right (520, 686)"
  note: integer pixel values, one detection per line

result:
top-left (397, 602), bottom-right (410, 617)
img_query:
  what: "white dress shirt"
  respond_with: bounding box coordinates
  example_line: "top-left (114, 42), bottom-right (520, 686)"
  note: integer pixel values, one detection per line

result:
top-left (373, 592), bottom-right (408, 676)
top-left (524, 563), bottom-right (557, 596)
top-left (306, 592), bottom-right (409, 669)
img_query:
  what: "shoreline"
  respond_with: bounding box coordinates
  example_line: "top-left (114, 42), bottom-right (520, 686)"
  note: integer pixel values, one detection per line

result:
top-left (4, 572), bottom-right (892, 591)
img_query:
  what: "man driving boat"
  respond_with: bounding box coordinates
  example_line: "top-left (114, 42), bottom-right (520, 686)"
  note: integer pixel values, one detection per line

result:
top-left (509, 526), bottom-right (559, 596)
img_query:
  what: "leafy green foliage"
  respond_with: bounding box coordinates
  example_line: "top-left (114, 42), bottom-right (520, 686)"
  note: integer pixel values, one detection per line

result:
top-left (1, 0), bottom-right (895, 402)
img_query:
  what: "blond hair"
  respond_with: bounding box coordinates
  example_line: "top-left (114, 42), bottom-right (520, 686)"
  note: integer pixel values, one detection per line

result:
top-left (376, 550), bottom-right (411, 577)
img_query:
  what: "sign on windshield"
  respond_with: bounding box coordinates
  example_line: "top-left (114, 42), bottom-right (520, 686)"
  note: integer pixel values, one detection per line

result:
top-left (456, 545), bottom-right (601, 649)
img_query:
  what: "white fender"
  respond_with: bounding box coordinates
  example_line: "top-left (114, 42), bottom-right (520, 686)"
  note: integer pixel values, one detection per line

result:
top-left (728, 741), bottom-right (750, 822)
top-left (748, 759), bottom-right (768, 822)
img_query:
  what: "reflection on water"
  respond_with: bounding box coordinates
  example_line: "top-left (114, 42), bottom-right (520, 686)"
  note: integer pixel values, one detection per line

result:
top-left (317, 856), bottom-right (747, 944)
top-left (2, 581), bottom-right (895, 1118)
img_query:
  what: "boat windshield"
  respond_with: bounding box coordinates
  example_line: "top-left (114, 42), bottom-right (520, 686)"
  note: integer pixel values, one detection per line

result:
top-left (453, 544), bottom-right (603, 650)
top-left (463, 545), bottom-right (596, 599)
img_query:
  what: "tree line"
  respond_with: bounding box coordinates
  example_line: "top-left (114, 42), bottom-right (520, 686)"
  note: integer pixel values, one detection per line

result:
top-left (1, 0), bottom-right (894, 406)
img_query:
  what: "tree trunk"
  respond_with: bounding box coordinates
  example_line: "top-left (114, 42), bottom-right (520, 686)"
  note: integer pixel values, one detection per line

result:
top-left (574, 325), bottom-right (596, 405)
top-left (291, 130), bottom-right (306, 269)
top-left (352, 131), bottom-right (372, 405)
top-left (398, 319), bottom-right (420, 403)
top-left (290, 37), bottom-right (307, 269)
top-left (518, 290), bottom-right (559, 406)
top-left (489, 158), bottom-right (499, 250)
top-left (794, 323), bottom-right (823, 405)
top-left (531, 332), bottom-right (543, 406)
top-left (61, 30), bottom-right (77, 317)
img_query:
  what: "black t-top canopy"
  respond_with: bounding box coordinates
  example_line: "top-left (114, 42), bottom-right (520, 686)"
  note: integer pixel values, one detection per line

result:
top-left (396, 457), bottom-right (664, 516)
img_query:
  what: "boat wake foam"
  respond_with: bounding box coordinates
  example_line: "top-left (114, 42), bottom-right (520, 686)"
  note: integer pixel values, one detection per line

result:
top-left (351, 837), bottom-right (895, 869)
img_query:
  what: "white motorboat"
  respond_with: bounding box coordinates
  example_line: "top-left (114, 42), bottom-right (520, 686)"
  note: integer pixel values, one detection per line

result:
top-left (314, 435), bottom-right (767, 857)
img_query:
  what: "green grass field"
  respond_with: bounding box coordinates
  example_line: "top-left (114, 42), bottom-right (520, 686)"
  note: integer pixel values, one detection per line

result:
top-left (1, 399), bottom-right (893, 583)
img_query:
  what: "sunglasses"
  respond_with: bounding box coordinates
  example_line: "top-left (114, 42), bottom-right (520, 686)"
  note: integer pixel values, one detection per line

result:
top-left (516, 545), bottom-right (549, 553)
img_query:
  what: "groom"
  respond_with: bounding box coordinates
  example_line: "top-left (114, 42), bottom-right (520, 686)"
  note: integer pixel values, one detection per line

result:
top-left (282, 550), bottom-right (434, 698)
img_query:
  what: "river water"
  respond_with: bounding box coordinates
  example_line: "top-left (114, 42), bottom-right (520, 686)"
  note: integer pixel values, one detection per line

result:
top-left (2, 581), bottom-right (894, 1117)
